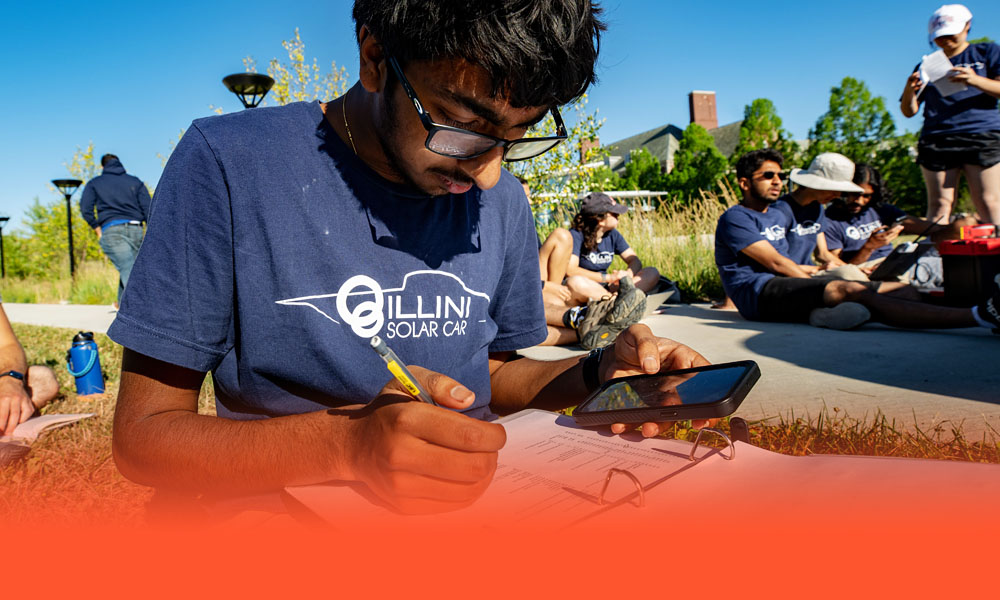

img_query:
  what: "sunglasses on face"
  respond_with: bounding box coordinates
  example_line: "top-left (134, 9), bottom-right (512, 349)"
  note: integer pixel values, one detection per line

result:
top-left (387, 56), bottom-right (568, 162)
top-left (754, 170), bottom-right (787, 182)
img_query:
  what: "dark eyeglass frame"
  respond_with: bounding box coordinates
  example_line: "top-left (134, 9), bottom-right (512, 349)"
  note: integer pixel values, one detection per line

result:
top-left (755, 170), bottom-right (787, 182)
top-left (387, 56), bottom-right (568, 162)
top-left (844, 192), bottom-right (874, 200)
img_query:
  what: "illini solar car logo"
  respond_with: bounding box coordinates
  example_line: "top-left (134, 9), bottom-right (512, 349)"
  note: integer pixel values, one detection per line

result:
top-left (276, 270), bottom-right (490, 339)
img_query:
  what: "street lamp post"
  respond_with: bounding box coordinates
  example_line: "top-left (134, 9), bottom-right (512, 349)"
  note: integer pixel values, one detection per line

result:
top-left (0, 216), bottom-right (8, 278)
top-left (51, 179), bottom-right (83, 277)
top-left (222, 73), bottom-right (275, 109)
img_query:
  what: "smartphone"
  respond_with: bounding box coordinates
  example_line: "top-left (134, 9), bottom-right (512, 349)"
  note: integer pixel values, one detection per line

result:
top-left (571, 360), bottom-right (760, 427)
top-left (891, 215), bottom-right (908, 226)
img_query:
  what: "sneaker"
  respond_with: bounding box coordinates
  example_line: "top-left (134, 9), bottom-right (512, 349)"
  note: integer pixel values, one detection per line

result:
top-left (808, 302), bottom-right (871, 330)
top-left (578, 281), bottom-right (648, 350)
top-left (975, 274), bottom-right (1000, 332)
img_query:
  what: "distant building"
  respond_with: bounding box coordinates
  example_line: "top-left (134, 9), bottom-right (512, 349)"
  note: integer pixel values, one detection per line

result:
top-left (605, 90), bottom-right (742, 174)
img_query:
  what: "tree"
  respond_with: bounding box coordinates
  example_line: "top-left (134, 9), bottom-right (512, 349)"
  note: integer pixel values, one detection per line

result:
top-left (243, 28), bottom-right (349, 106)
top-left (730, 98), bottom-right (799, 165)
top-left (620, 148), bottom-right (665, 191)
top-left (873, 132), bottom-right (926, 215)
top-left (807, 77), bottom-right (895, 164)
top-left (664, 123), bottom-right (728, 203)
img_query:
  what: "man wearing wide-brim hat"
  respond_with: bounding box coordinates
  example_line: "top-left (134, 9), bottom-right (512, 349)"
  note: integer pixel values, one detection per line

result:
top-left (772, 153), bottom-right (865, 272)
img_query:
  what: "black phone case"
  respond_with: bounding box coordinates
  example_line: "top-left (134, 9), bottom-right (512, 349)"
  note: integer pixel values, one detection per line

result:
top-left (571, 360), bottom-right (761, 427)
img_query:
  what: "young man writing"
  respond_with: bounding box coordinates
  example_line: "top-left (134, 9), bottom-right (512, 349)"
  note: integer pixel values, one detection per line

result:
top-left (110, 1), bottom-right (707, 516)
top-left (715, 149), bottom-right (1000, 332)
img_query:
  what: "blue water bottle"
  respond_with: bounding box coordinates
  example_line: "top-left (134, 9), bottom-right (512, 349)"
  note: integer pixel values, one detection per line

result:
top-left (66, 332), bottom-right (105, 395)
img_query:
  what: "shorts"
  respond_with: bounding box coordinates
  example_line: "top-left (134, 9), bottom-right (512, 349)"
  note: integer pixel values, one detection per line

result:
top-left (757, 277), bottom-right (880, 323)
top-left (917, 131), bottom-right (1000, 172)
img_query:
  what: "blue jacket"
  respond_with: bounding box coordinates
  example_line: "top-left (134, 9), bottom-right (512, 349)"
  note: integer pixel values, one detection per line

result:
top-left (79, 158), bottom-right (151, 229)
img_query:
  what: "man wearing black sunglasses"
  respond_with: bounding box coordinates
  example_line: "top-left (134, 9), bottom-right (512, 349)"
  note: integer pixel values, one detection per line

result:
top-left (109, 1), bottom-right (713, 516)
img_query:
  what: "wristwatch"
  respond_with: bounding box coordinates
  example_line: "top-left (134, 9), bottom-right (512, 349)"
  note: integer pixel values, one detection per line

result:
top-left (0, 370), bottom-right (24, 382)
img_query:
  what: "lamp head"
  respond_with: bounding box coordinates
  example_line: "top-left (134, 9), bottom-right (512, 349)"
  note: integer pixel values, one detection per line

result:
top-left (223, 73), bottom-right (275, 109)
top-left (52, 179), bottom-right (83, 196)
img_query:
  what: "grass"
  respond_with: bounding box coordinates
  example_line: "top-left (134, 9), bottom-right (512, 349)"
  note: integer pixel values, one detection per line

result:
top-left (2, 322), bottom-right (997, 526)
top-left (1, 260), bottom-right (119, 305)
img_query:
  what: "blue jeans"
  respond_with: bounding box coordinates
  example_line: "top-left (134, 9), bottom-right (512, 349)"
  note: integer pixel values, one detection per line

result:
top-left (99, 224), bottom-right (144, 303)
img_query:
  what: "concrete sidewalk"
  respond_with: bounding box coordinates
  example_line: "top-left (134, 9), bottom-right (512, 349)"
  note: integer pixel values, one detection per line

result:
top-left (5, 301), bottom-right (998, 436)
top-left (521, 303), bottom-right (1000, 438)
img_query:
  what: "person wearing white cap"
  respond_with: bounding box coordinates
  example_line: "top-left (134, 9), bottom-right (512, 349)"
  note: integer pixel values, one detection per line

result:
top-left (715, 149), bottom-right (1000, 333)
top-left (773, 152), bottom-right (864, 269)
top-left (901, 3), bottom-right (1000, 225)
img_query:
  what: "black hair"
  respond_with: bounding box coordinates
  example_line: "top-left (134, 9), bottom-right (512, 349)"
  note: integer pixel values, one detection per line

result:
top-left (571, 211), bottom-right (606, 254)
top-left (100, 154), bottom-right (119, 167)
top-left (735, 149), bottom-right (784, 181)
top-left (852, 163), bottom-right (891, 205)
top-left (352, 1), bottom-right (605, 108)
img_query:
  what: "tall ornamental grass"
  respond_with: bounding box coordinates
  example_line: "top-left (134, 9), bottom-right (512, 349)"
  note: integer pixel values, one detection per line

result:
top-left (0, 260), bottom-right (118, 305)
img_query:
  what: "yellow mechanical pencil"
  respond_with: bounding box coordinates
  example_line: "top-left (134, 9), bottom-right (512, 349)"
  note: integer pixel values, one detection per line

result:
top-left (369, 335), bottom-right (437, 405)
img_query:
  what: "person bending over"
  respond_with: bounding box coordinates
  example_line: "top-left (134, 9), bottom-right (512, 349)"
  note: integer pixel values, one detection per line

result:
top-left (110, 0), bottom-right (708, 517)
top-left (715, 149), bottom-right (1000, 333)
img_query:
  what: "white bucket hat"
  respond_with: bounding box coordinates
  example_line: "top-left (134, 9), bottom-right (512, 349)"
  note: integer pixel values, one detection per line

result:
top-left (929, 4), bottom-right (972, 43)
top-left (789, 153), bottom-right (864, 193)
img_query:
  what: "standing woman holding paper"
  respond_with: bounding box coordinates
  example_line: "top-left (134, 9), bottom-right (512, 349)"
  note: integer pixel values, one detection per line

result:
top-left (901, 4), bottom-right (1000, 225)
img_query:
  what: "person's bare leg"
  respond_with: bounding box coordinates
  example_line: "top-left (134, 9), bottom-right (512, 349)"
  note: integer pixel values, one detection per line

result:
top-left (824, 280), bottom-right (975, 329)
top-left (25, 365), bottom-right (59, 411)
top-left (565, 274), bottom-right (608, 302)
top-left (712, 296), bottom-right (737, 310)
top-left (921, 166), bottom-right (960, 223)
top-left (633, 266), bottom-right (660, 293)
top-left (876, 281), bottom-right (923, 302)
top-left (963, 162), bottom-right (1000, 225)
top-left (538, 228), bottom-right (573, 283)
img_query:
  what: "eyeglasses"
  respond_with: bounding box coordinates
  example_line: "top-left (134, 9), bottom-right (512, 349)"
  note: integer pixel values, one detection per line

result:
top-left (387, 56), bottom-right (567, 162)
top-left (844, 192), bottom-right (873, 200)
top-left (755, 171), bottom-right (787, 182)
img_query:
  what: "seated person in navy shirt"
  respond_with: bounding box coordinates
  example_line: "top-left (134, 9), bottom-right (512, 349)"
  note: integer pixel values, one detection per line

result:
top-left (772, 152), bottom-right (864, 269)
top-left (716, 149), bottom-right (1000, 332)
top-left (109, 1), bottom-right (714, 516)
top-left (566, 192), bottom-right (660, 299)
top-left (825, 163), bottom-right (975, 273)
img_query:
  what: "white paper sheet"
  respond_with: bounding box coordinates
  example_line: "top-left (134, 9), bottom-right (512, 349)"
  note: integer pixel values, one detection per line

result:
top-left (921, 49), bottom-right (967, 97)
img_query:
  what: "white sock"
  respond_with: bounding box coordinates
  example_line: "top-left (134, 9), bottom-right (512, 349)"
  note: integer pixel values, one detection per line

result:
top-left (971, 306), bottom-right (995, 329)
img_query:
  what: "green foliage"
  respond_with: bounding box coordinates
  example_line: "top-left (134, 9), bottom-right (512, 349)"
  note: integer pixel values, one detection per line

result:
top-left (731, 98), bottom-right (800, 165)
top-left (663, 123), bottom-right (728, 202)
top-left (806, 77), bottom-right (896, 164)
top-left (621, 148), bottom-right (665, 191)
top-left (244, 28), bottom-right (349, 106)
top-left (871, 132), bottom-right (926, 215)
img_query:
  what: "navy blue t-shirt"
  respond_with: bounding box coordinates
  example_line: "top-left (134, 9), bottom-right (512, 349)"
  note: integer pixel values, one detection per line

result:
top-left (570, 228), bottom-right (630, 272)
top-left (918, 43), bottom-right (1000, 137)
top-left (824, 204), bottom-right (907, 262)
top-left (715, 204), bottom-right (789, 320)
top-left (772, 194), bottom-right (824, 265)
top-left (108, 101), bottom-right (546, 422)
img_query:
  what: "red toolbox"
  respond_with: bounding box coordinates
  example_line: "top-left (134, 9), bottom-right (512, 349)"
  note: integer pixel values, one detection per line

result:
top-left (939, 238), bottom-right (1000, 307)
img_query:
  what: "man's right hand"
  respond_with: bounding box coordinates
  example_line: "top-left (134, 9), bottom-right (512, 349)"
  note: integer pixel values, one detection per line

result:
top-left (907, 71), bottom-right (924, 96)
top-left (0, 376), bottom-right (34, 435)
top-left (344, 368), bottom-right (506, 515)
top-left (94, 227), bottom-right (102, 240)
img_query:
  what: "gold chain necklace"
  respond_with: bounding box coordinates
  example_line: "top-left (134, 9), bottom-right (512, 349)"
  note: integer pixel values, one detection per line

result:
top-left (341, 91), bottom-right (358, 155)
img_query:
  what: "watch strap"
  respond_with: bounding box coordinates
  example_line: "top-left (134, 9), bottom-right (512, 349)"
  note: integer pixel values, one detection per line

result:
top-left (582, 347), bottom-right (604, 393)
top-left (1, 370), bottom-right (24, 381)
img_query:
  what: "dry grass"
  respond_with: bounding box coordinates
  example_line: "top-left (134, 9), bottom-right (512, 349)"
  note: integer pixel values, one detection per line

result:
top-left (1, 261), bottom-right (119, 305)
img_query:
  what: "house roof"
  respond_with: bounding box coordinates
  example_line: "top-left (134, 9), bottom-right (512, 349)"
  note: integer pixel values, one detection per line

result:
top-left (606, 120), bottom-right (744, 173)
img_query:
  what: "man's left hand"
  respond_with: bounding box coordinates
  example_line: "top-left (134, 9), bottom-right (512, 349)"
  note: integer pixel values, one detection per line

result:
top-left (0, 377), bottom-right (35, 435)
top-left (597, 323), bottom-right (712, 437)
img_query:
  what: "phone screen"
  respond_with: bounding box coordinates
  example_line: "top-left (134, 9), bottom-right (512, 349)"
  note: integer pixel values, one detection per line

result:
top-left (577, 365), bottom-right (749, 413)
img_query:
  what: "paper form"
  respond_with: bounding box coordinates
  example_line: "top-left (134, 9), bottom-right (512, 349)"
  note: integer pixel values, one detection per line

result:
top-left (920, 49), bottom-right (967, 97)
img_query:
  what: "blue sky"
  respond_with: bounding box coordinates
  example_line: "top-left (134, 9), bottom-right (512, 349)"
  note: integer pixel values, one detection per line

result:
top-left (1, 0), bottom-right (998, 231)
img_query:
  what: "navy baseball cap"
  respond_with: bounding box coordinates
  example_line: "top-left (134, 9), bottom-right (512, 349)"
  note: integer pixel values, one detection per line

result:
top-left (580, 192), bottom-right (628, 216)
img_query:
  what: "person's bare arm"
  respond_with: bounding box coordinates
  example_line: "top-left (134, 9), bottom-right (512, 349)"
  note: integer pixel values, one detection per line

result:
top-left (814, 233), bottom-right (845, 268)
top-left (849, 225), bottom-right (904, 265)
top-left (0, 305), bottom-right (33, 434)
top-left (113, 349), bottom-right (504, 514)
top-left (739, 240), bottom-right (814, 277)
top-left (901, 71), bottom-right (923, 117)
top-left (619, 248), bottom-right (643, 276)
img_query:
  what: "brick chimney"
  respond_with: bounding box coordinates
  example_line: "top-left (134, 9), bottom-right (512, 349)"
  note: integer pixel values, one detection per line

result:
top-left (689, 91), bottom-right (718, 130)
top-left (580, 137), bottom-right (600, 163)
